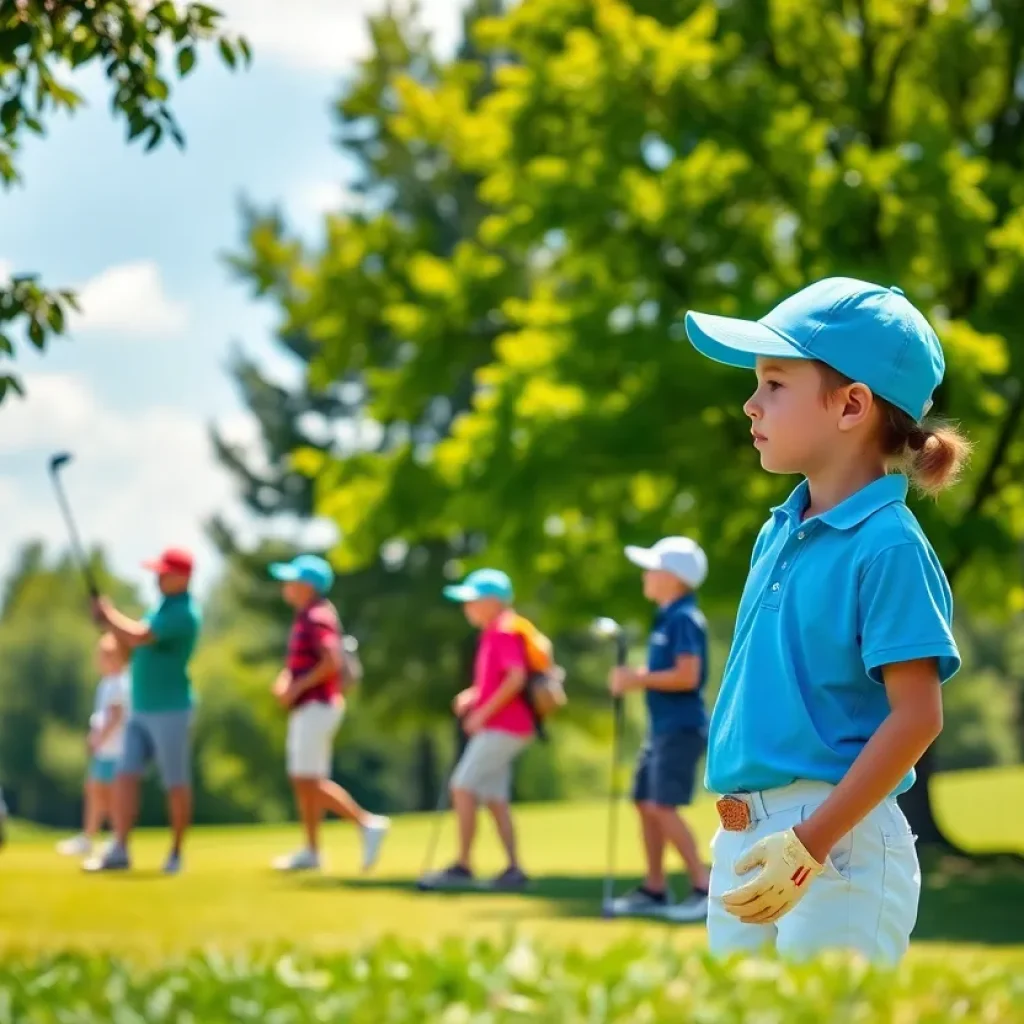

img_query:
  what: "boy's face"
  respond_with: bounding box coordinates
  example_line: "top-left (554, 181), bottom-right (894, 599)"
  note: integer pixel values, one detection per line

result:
top-left (643, 569), bottom-right (686, 604)
top-left (157, 571), bottom-right (190, 596)
top-left (463, 596), bottom-right (504, 628)
top-left (744, 358), bottom-right (843, 476)
top-left (282, 580), bottom-right (319, 608)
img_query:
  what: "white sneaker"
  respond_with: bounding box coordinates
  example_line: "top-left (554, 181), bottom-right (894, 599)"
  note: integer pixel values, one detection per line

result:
top-left (663, 890), bottom-right (709, 923)
top-left (57, 834), bottom-right (93, 857)
top-left (360, 815), bottom-right (390, 872)
top-left (272, 848), bottom-right (321, 872)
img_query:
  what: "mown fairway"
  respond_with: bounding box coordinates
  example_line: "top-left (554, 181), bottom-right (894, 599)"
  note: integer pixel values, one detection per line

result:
top-left (2, 767), bottom-right (1022, 961)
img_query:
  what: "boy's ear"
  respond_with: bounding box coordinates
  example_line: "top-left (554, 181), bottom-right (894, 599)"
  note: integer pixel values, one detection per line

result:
top-left (836, 382), bottom-right (874, 431)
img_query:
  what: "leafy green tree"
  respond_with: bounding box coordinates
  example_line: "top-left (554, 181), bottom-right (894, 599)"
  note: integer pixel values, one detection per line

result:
top-left (0, 0), bottom-right (249, 401)
top-left (263, 0), bottom-right (1024, 852)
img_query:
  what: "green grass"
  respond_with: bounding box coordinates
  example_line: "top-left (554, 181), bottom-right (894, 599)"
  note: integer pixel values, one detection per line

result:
top-left (2, 942), bottom-right (1023, 1022)
top-left (1, 767), bottom-right (1022, 962)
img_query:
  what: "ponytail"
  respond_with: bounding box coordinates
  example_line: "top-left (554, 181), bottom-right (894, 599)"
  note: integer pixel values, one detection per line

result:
top-left (882, 409), bottom-right (971, 496)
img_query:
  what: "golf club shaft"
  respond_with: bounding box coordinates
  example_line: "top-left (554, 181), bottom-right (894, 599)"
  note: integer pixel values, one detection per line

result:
top-left (603, 631), bottom-right (628, 910)
top-left (50, 471), bottom-right (98, 598)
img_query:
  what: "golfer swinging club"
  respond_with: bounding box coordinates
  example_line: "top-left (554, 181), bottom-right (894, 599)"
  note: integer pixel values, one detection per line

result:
top-left (86, 547), bottom-right (201, 875)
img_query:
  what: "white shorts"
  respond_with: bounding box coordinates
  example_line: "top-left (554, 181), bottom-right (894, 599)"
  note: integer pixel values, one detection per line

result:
top-left (286, 701), bottom-right (344, 779)
top-left (450, 730), bottom-right (530, 803)
top-left (708, 780), bottom-right (920, 965)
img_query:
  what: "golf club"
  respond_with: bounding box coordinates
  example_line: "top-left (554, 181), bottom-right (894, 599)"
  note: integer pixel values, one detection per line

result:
top-left (592, 616), bottom-right (629, 917)
top-left (416, 720), bottom-right (469, 891)
top-left (47, 451), bottom-right (99, 599)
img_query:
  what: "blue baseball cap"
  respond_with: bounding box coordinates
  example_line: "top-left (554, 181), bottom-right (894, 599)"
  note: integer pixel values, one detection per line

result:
top-left (269, 554), bottom-right (334, 595)
top-left (443, 568), bottom-right (514, 603)
top-left (685, 277), bottom-right (945, 422)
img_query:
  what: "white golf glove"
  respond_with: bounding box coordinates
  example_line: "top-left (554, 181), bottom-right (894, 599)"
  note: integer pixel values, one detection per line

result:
top-left (721, 828), bottom-right (823, 924)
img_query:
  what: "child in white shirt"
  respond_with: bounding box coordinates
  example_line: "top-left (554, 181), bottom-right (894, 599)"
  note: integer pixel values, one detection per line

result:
top-left (57, 633), bottom-right (129, 857)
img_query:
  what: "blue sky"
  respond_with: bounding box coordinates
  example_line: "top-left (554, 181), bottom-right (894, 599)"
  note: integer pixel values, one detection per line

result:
top-left (0, 0), bottom-right (462, 599)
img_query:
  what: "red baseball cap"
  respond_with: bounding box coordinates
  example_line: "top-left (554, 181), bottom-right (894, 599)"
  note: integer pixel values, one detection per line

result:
top-left (142, 547), bottom-right (194, 577)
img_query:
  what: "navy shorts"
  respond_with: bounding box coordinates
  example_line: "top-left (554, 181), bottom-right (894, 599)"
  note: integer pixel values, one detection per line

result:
top-left (632, 729), bottom-right (706, 808)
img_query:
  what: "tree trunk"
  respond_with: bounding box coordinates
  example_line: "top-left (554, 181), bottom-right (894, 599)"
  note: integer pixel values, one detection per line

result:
top-left (897, 746), bottom-right (955, 849)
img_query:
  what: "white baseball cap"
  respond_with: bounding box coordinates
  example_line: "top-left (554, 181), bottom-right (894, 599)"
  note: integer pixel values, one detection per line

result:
top-left (624, 536), bottom-right (708, 589)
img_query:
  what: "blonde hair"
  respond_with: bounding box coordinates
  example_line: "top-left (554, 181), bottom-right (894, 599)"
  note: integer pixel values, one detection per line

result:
top-left (817, 364), bottom-right (971, 496)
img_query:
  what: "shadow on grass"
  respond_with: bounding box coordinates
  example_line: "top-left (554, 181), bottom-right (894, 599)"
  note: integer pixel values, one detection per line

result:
top-left (299, 857), bottom-right (1024, 945)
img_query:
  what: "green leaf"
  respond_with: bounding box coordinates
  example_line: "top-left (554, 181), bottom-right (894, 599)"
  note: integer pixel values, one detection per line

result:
top-left (177, 46), bottom-right (196, 77)
top-left (239, 36), bottom-right (253, 67)
top-left (0, 334), bottom-right (13, 355)
top-left (218, 38), bottom-right (236, 69)
top-left (144, 123), bottom-right (164, 152)
top-left (27, 319), bottom-right (45, 350)
top-left (46, 302), bottom-right (64, 333)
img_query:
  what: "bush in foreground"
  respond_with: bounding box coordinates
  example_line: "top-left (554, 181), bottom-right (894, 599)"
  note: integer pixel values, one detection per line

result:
top-left (0, 938), bottom-right (1021, 1022)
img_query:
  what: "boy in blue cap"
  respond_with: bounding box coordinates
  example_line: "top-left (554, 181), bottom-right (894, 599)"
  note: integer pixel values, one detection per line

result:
top-left (608, 536), bottom-right (712, 922)
top-left (685, 278), bottom-right (968, 963)
top-left (269, 554), bottom-right (389, 874)
top-left (420, 568), bottom-right (535, 891)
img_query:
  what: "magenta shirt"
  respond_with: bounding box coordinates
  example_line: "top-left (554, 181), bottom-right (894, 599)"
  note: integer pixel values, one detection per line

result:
top-left (473, 620), bottom-right (535, 737)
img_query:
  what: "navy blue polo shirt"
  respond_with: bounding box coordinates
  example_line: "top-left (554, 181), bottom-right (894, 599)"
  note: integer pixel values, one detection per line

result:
top-left (645, 594), bottom-right (708, 735)
top-left (706, 475), bottom-right (960, 797)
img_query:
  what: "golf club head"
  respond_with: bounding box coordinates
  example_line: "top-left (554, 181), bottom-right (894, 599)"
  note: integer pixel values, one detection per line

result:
top-left (48, 451), bottom-right (73, 474)
top-left (591, 616), bottom-right (623, 639)
top-left (601, 901), bottom-right (615, 919)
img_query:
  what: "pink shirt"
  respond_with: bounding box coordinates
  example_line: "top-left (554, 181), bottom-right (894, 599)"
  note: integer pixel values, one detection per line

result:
top-left (473, 620), bottom-right (535, 737)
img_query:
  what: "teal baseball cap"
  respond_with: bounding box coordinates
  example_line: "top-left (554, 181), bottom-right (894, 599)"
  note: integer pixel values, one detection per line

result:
top-left (685, 277), bottom-right (945, 422)
top-left (443, 568), bottom-right (514, 603)
top-left (269, 554), bottom-right (334, 595)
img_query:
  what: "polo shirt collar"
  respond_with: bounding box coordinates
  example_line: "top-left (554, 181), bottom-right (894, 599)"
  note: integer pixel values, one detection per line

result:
top-left (655, 593), bottom-right (695, 622)
top-left (772, 475), bottom-right (908, 531)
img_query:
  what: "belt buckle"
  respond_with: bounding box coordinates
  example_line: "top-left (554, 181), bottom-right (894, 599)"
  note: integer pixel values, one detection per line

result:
top-left (716, 795), bottom-right (753, 832)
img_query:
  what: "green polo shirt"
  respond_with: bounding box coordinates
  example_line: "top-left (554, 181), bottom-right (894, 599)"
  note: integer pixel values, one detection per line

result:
top-left (131, 593), bottom-right (201, 713)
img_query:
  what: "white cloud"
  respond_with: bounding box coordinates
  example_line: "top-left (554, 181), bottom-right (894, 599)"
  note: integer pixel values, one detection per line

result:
top-left (71, 260), bottom-right (188, 337)
top-left (217, 0), bottom-right (465, 72)
top-left (0, 258), bottom-right (11, 284)
top-left (298, 180), bottom-right (356, 217)
top-left (0, 373), bottom-right (259, 596)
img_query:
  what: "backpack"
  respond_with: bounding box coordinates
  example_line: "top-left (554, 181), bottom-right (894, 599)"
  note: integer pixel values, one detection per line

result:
top-left (341, 633), bottom-right (364, 687)
top-left (499, 611), bottom-right (567, 722)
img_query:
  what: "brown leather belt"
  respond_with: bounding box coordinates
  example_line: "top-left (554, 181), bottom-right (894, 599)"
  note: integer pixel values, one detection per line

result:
top-left (716, 795), bottom-right (754, 832)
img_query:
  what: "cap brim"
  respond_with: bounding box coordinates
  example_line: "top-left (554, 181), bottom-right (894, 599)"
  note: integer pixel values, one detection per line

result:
top-left (269, 563), bottom-right (301, 582)
top-left (624, 546), bottom-right (661, 570)
top-left (142, 560), bottom-right (166, 573)
top-left (685, 310), bottom-right (806, 368)
top-left (443, 585), bottom-right (480, 603)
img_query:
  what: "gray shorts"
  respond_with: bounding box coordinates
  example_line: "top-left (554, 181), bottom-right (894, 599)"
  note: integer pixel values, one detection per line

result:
top-left (450, 730), bottom-right (530, 804)
top-left (120, 710), bottom-right (193, 789)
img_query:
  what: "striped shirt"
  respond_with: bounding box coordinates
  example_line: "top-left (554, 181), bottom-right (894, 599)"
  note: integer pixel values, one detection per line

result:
top-left (286, 598), bottom-right (342, 706)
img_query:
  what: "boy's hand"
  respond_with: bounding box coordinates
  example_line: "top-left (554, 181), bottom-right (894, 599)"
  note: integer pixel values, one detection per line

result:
top-left (721, 828), bottom-right (823, 924)
top-left (90, 596), bottom-right (112, 626)
top-left (608, 666), bottom-right (643, 696)
top-left (273, 670), bottom-right (293, 707)
top-left (452, 688), bottom-right (477, 718)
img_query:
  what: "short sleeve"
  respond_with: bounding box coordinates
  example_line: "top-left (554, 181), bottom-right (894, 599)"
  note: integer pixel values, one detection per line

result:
top-left (150, 602), bottom-right (196, 645)
top-left (307, 604), bottom-right (340, 654)
top-left (859, 543), bottom-right (960, 684)
top-left (108, 676), bottom-right (127, 706)
top-left (668, 612), bottom-right (704, 660)
top-left (493, 630), bottom-right (528, 675)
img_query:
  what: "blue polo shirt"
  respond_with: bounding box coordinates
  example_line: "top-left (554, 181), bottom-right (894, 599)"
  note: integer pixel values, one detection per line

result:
top-left (645, 594), bottom-right (708, 735)
top-left (706, 475), bottom-right (960, 797)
